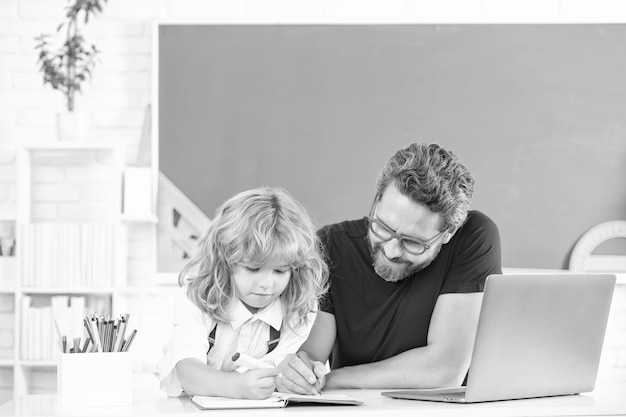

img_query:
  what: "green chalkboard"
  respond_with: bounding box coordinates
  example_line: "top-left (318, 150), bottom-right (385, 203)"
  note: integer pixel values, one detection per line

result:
top-left (158, 24), bottom-right (626, 269)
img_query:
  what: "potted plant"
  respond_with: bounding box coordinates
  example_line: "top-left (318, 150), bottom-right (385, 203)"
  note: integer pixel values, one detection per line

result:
top-left (34, 0), bottom-right (107, 141)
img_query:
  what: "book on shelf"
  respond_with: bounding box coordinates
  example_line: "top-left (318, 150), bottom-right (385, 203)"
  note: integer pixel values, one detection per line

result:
top-left (191, 392), bottom-right (363, 410)
top-left (21, 295), bottom-right (88, 361)
top-left (18, 223), bottom-right (118, 289)
top-left (20, 295), bottom-right (30, 360)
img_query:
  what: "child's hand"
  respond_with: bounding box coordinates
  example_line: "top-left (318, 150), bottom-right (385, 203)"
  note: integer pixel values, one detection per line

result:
top-left (234, 368), bottom-right (279, 399)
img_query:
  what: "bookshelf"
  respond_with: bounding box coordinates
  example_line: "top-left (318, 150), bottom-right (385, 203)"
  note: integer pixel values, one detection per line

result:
top-left (3, 143), bottom-right (157, 400)
top-left (0, 214), bottom-right (16, 400)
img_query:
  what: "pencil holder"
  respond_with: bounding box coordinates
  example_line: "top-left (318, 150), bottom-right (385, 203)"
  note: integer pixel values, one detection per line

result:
top-left (57, 352), bottom-right (132, 407)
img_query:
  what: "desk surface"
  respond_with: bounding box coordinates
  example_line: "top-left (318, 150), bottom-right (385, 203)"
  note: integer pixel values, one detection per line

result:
top-left (2, 383), bottom-right (626, 417)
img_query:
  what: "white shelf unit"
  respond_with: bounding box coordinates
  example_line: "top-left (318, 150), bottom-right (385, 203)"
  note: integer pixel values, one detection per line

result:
top-left (0, 213), bottom-right (18, 405)
top-left (5, 143), bottom-right (156, 400)
top-left (0, 214), bottom-right (17, 385)
top-left (0, 214), bottom-right (17, 292)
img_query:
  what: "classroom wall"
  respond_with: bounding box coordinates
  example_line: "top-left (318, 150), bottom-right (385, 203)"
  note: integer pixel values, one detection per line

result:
top-left (0, 0), bottom-right (625, 400)
top-left (158, 24), bottom-right (626, 271)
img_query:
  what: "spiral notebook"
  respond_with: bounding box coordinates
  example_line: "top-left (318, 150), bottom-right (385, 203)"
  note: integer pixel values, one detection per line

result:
top-left (191, 392), bottom-right (363, 409)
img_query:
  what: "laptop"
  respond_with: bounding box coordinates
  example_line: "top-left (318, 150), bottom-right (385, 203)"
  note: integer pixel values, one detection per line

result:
top-left (382, 273), bottom-right (616, 403)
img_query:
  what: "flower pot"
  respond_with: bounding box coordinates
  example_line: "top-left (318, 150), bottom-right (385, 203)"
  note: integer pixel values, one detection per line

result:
top-left (56, 111), bottom-right (86, 141)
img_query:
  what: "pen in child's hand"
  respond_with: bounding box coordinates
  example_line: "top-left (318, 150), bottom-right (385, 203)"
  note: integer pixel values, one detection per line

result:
top-left (231, 352), bottom-right (274, 369)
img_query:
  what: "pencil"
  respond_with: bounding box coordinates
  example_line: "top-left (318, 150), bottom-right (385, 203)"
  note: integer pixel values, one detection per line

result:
top-left (111, 323), bottom-right (118, 353)
top-left (113, 315), bottom-right (127, 352)
top-left (103, 321), bottom-right (110, 352)
top-left (121, 329), bottom-right (137, 352)
top-left (104, 320), bottom-right (112, 352)
top-left (90, 317), bottom-right (103, 352)
top-left (81, 337), bottom-right (90, 353)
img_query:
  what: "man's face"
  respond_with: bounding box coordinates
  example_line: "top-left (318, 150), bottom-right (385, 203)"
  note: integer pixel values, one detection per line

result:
top-left (368, 184), bottom-right (449, 282)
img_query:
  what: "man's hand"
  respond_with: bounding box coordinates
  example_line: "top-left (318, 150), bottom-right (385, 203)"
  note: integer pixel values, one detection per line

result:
top-left (276, 351), bottom-right (327, 395)
top-left (233, 368), bottom-right (279, 399)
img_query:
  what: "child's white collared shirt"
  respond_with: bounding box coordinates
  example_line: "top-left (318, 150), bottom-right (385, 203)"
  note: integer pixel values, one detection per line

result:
top-left (156, 289), bottom-right (316, 397)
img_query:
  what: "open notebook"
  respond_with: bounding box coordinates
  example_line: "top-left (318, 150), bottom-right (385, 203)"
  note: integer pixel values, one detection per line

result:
top-left (191, 392), bottom-right (363, 409)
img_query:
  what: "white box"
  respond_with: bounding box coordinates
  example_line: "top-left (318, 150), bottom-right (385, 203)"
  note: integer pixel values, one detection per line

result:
top-left (57, 352), bottom-right (132, 407)
top-left (0, 257), bottom-right (16, 287)
top-left (123, 167), bottom-right (152, 216)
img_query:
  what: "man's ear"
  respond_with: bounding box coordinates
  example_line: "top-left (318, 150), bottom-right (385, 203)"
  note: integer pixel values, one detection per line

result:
top-left (442, 229), bottom-right (456, 244)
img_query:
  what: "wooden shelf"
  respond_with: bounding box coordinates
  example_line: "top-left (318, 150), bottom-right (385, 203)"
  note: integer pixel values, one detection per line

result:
top-left (0, 359), bottom-right (14, 367)
top-left (18, 360), bottom-right (56, 368)
top-left (120, 284), bottom-right (179, 295)
top-left (18, 287), bottom-right (115, 295)
top-left (9, 145), bottom-right (127, 400)
top-left (22, 142), bottom-right (121, 151)
top-left (120, 213), bottom-right (158, 224)
top-left (4, 142), bottom-right (158, 401)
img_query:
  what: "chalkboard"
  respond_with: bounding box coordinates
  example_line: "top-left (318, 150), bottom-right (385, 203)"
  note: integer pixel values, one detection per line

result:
top-left (158, 24), bottom-right (626, 270)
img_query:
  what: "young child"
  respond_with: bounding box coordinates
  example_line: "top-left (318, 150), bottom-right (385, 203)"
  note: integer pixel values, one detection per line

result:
top-left (157, 187), bottom-right (328, 400)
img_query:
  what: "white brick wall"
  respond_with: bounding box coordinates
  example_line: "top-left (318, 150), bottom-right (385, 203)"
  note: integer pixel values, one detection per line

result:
top-left (27, 150), bottom-right (119, 221)
top-left (0, 0), bottom-right (625, 399)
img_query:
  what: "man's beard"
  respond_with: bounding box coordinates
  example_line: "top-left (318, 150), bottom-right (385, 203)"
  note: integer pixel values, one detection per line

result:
top-left (369, 239), bottom-right (441, 283)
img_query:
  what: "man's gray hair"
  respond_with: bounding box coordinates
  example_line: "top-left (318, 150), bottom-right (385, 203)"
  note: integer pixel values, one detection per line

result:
top-left (376, 143), bottom-right (474, 232)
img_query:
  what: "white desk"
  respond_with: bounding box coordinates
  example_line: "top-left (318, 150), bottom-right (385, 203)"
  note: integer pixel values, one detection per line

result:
top-left (2, 383), bottom-right (626, 417)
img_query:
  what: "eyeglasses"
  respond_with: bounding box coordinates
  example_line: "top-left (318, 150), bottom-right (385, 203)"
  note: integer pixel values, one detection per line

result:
top-left (365, 196), bottom-right (448, 256)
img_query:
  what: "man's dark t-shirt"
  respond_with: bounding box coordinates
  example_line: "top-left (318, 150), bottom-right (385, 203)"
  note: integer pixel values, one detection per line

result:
top-left (318, 210), bottom-right (502, 369)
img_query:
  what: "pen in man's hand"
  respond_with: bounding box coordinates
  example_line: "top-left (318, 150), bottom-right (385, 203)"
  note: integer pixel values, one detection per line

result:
top-left (297, 351), bottom-right (323, 395)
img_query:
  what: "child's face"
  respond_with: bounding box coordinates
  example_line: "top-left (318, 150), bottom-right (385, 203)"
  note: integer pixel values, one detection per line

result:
top-left (232, 259), bottom-right (291, 313)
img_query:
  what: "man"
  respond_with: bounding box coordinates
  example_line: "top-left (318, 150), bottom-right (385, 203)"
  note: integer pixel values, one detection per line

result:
top-left (276, 142), bottom-right (502, 393)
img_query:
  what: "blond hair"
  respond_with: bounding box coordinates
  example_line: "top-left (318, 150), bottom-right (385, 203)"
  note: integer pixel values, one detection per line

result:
top-left (179, 187), bottom-right (328, 329)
